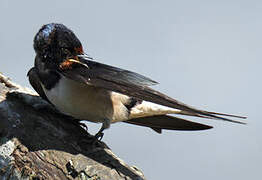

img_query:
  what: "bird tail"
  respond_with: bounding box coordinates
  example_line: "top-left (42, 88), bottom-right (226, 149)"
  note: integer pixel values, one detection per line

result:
top-left (125, 115), bottom-right (213, 133)
top-left (126, 101), bottom-right (246, 133)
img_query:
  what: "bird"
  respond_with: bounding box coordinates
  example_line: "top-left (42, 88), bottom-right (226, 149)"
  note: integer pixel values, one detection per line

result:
top-left (27, 23), bottom-right (246, 139)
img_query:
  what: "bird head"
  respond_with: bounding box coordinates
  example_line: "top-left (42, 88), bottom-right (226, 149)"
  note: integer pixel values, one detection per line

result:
top-left (34, 23), bottom-right (84, 66)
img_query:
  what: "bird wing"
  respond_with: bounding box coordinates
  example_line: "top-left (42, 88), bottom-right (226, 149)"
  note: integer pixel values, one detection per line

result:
top-left (59, 55), bottom-right (246, 124)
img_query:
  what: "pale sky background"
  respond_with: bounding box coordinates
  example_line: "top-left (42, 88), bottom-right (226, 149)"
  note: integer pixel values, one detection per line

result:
top-left (0, 0), bottom-right (261, 179)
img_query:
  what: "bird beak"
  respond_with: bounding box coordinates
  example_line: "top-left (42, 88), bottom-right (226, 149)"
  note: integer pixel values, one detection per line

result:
top-left (77, 54), bottom-right (93, 61)
top-left (60, 55), bottom-right (89, 70)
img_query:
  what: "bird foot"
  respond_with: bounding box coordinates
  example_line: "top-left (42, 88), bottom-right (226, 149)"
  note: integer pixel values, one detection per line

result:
top-left (60, 114), bottom-right (88, 131)
top-left (94, 131), bottom-right (104, 141)
top-left (90, 131), bottom-right (104, 146)
top-left (78, 122), bottom-right (88, 131)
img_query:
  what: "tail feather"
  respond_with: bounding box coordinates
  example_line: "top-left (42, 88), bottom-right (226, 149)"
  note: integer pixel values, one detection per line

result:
top-left (204, 111), bottom-right (247, 119)
top-left (179, 111), bottom-right (247, 125)
top-left (125, 115), bottom-right (213, 134)
top-left (129, 101), bottom-right (247, 125)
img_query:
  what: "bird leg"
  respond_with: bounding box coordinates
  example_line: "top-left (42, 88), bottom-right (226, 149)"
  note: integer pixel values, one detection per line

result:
top-left (94, 126), bottom-right (105, 140)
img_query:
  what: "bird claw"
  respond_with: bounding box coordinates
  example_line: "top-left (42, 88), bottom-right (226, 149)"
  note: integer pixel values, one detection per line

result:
top-left (89, 133), bottom-right (102, 146)
top-left (78, 122), bottom-right (88, 131)
top-left (94, 131), bottom-right (104, 140)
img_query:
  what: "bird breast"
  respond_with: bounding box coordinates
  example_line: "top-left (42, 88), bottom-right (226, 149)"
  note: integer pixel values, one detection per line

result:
top-left (42, 75), bottom-right (116, 122)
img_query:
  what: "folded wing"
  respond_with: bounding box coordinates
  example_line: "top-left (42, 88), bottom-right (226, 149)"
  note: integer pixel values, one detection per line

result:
top-left (60, 55), bottom-right (246, 124)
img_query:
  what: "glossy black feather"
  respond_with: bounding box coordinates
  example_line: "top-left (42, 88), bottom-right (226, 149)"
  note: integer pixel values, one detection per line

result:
top-left (70, 56), bottom-right (158, 87)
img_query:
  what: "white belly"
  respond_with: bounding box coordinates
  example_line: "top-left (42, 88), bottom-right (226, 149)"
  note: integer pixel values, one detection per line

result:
top-left (42, 75), bottom-right (114, 123)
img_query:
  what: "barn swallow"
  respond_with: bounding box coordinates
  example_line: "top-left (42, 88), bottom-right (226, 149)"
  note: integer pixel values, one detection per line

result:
top-left (27, 23), bottom-right (246, 139)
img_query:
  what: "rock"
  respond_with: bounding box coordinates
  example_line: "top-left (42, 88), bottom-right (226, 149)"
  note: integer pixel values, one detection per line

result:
top-left (0, 73), bottom-right (145, 180)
